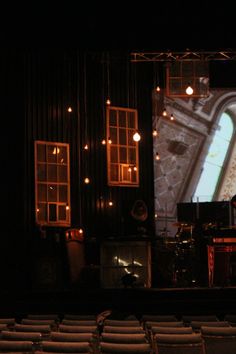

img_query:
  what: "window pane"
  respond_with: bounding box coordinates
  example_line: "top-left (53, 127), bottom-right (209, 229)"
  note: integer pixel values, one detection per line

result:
top-left (58, 165), bottom-right (68, 182)
top-left (48, 164), bottom-right (57, 182)
top-left (110, 146), bottom-right (118, 163)
top-left (59, 205), bottom-right (66, 220)
top-left (109, 109), bottom-right (117, 126)
top-left (128, 148), bottom-right (136, 164)
top-left (48, 184), bottom-right (57, 202)
top-left (118, 110), bottom-right (126, 127)
top-left (37, 144), bottom-right (46, 162)
top-left (49, 204), bottom-right (57, 221)
top-left (119, 128), bottom-right (127, 145)
top-left (59, 185), bottom-right (68, 202)
top-left (47, 145), bottom-right (58, 163)
top-left (110, 164), bottom-right (118, 181)
top-left (37, 163), bottom-right (47, 181)
top-left (38, 184), bottom-right (47, 202)
top-left (110, 127), bottom-right (117, 144)
top-left (194, 163), bottom-right (221, 201)
top-left (119, 147), bottom-right (127, 163)
top-left (206, 136), bottom-right (229, 166)
top-left (58, 146), bottom-right (67, 164)
top-left (128, 129), bottom-right (136, 146)
top-left (37, 203), bottom-right (47, 222)
top-left (127, 111), bottom-right (135, 128)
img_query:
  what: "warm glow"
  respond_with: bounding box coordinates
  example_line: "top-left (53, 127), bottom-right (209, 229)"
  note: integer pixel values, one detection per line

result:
top-left (108, 137), bottom-right (112, 144)
top-left (156, 86), bottom-right (161, 92)
top-left (186, 84), bottom-right (194, 95)
top-left (153, 128), bottom-right (158, 137)
top-left (133, 165), bottom-right (137, 171)
top-left (84, 177), bottom-right (90, 184)
top-left (101, 139), bottom-right (106, 145)
top-left (128, 166), bottom-right (132, 172)
top-left (53, 147), bottom-right (60, 154)
top-left (106, 99), bottom-right (111, 105)
top-left (162, 108), bottom-right (167, 116)
top-left (66, 204), bottom-right (70, 210)
top-left (133, 131), bottom-right (141, 142)
top-left (155, 152), bottom-right (160, 160)
top-left (170, 114), bottom-right (174, 121)
top-left (84, 144), bottom-right (89, 150)
top-left (79, 228), bottom-right (83, 234)
top-left (108, 201), bottom-right (113, 206)
top-left (67, 106), bottom-right (72, 112)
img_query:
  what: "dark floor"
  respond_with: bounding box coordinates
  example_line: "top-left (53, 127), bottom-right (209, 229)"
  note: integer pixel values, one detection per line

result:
top-left (1, 286), bottom-right (236, 320)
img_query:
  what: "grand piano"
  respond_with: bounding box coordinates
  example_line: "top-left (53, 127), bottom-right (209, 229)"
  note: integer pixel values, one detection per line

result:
top-left (177, 201), bottom-right (236, 287)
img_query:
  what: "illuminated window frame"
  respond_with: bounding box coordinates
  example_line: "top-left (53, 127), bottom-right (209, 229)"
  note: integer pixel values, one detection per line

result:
top-left (166, 60), bottom-right (209, 98)
top-left (35, 141), bottom-right (71, 226)
top-left (106, 106), bottom-right (139, 187)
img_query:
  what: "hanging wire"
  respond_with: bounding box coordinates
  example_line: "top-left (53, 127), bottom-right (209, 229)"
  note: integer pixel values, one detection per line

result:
top-left (106, 51), bottom-right (111, 103)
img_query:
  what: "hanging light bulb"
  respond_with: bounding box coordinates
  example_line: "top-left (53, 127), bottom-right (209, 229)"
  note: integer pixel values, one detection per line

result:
top-left (133, 130), bottom-right (141, 142)
top-left (84, 144), bottom-right (89, 150)
top-left (108, 200), bottom-right (113, 207)
top-left (153, 128), bottom-right (158, 137)
top-left (186, 83), bottom-right (194, 95)
top-left (155, 152), bottom-right (160, 161)
top-left (84, 177), bottom-right (90, 184)
top-left (156, 85), bottom-right (161, 92)
top-left (101, 139), bottom-right (106, 145)
top-left (108, 137), bottom-right (112, 144)
top-left (162, 108), bottom-right (167, 116)
top-left (106, 98), bottom-right (111, 105)
top-left (170, 114), bottom-right (174, 121)
top-left (67, 106), bottom-right (72, 112)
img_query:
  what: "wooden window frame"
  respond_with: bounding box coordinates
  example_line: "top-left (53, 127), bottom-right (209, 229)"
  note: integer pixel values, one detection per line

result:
top-left (34, 140), bottom-right (71, 227)
top-left (106, 106), bottom-right (139, 187)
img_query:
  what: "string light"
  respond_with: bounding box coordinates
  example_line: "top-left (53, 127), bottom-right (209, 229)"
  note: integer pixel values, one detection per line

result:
top-left (186, 83), bottom-right (194, 95)
top-left (101, 139), bottom-right (106, 145)
top-left (84, 177), bottom-right (90, 184)
top-left (155, 152), bottom-right (160, 161)
top-left (106, 98), bottom-right (111, 105)
top-left (170, 114), bottom-right (174, 121)
top-left (153, 128), bottom-right (158, 137)
top-left (162, 108), bottom-right (167, 116)
top-left (67, 106), bottom-right (72, 113)
top-left (133, 131), bottom-right (141, 142)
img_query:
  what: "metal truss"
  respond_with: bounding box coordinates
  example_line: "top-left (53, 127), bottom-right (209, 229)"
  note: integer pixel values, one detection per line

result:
top-left (130, 50), bottom-right (236, 62)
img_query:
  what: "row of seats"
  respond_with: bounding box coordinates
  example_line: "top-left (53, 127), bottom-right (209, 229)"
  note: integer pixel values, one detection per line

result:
top-left (0, 313), bottom-right (236, 353)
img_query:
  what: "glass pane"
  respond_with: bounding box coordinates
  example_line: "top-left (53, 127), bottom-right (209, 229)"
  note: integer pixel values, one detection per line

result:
top-left (58, 205), bottom-right (66, 220)
top-left (49, 204), bottom-right (57, 221)
top-left (37, 144), bottom-right (46, 162)
top-left (119, 147), bottom-right (127, 163)
top-left (110, 127), bottom-right (117, 144)
top-left (128, 148), bottom-right (136, 164)
top-left (48, 184), bottom-right (57, 202)
top-left (128, 129), bottom-right (136, 146)
top-left (58, 165), bottom-right (68, 182)
top-left (47, 145), bottom-right (58, 163)
top-left (38, 183), bottom-right (47, 202)
top-left (206, 135), bottom-right (229, 166)
top-left (37, 203), bottom-right (47, 222)
top-left (58, 146), bottom-right (68, 164)
top-left (118, 110), bottom-right (126, 127)
top-left (110, 146), bottom-right (118, 163)
top-left (194, 163), bottom-right (221, 201)
top-left (119, 128), bottom-right (127, 145)
top-left (122, 165), bottom-right (131, 181)
top-left (109, 109), bottom-right (117, 126)
top-left (215, 112), bottom-right (233, 141)
top-left (59, 185), bottom-right (68, 202)
top-left (48, 164), bottom-right (57, 182)
top-left (37, 163), bottom-right (47, 181)
top-left (110, 164), bottom-right (118, 181)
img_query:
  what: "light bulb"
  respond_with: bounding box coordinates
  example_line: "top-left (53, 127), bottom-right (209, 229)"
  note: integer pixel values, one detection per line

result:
top-left (101, 139), bottom-right (106, 145)
top-left (155, 152), bottom-right (160, 161)
top-left (162, 108), bottom-right (167, 116)
top-left (84, 177), bottom-right (90, 184)
top-left (106, 99), bottom-right (111, 105)
top-left (67, 106), bottom-right (72, 112)
top-left (156, 86), bottom-right (161, 92)
top-left (186, 84), bottom-right (193, 95)
top-left (153, 128), bottom-right (158, 137)
top-left (133, 131), bottom-right (141, 142)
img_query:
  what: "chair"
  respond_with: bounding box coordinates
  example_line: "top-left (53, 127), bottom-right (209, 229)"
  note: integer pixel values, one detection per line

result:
top-left (201, 326), bottom-right (236, 354)
top-left (61, 320), bottom-right (97, 326)
top-left (144, 321), bottom-right (184, 333)
top-left (40, 340), bottom-right (92, 353)
top-left (14, 323), bottom-right (51, 338)
top-left (1, 330), bottom-right (42, 351)
top-left (63, 314), bottom-right (96, 321)
top-left (21, 318), bottom-right (57, 329)
top-left (190, 320), bottom-right (230, 332)
top-left (0, 340), bottom-right (34, 352)
top-left (102, 326), bottom-right (145, 334)
top-left (103, 320), bottom-right (140, 327)
top-left (154, 333), bottom-right (205, 354)
top-left (141, 315), bottom-right (178, 324)
top-left (0, 318), bottom-right (15, 329)
top-left (99, 342), bottom-right (152, 353)
top-left (100, 333), bottom-right (148, 343)
top-left (58, 324), bottom-right (98, 334)
top-left (151, 327), bottom-right (193, 352)
top-left (182, 315), bottom-right (219, 325)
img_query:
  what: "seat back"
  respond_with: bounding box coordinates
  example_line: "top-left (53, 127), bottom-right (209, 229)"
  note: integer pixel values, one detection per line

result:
top-left (201, 326), bottom-right (236, 354)
top-left (155, 333), bottom-right (205, 354)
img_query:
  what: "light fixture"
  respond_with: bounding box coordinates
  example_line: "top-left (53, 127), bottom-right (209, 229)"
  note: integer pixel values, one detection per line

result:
top-left (108, 137), bottom-right (112, 144)
top-left (162, 108), bottom-right (167, 116)
top-left (84, 144), bottom-right (89, 150)
top-left (84, 177), bottom-right (90, 184)
top-left (156, 86), bottom-right (161, 92)
top-left (153, 128), bottom-right (158, 137)
top-left (67, 106), bottom-right (72, 112)
top-left (170, 114), bottom-right (174, 121)
top-left (106, 98), bottom-right (111, 105)
top-left (155, 152), bottom-right (160, 160)
top-left (185, 83), bottom-right (194, 95)
top-left (101, 139), bottom-right (106, 145)
top-left (133, 131), bottom-right (141, 142)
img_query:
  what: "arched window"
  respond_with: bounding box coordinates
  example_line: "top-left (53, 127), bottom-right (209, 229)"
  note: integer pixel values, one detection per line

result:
top-left (193, 112), bottom-right (233, 202)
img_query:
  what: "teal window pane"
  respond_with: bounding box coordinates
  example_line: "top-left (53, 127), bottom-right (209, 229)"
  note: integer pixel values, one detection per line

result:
top-left (194, 163), bottom-right (221, 201)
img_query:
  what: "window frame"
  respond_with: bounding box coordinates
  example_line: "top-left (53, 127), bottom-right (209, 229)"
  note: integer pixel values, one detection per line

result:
top-left (106, 106), bottom-right (140, 187)
top-left (34, 140), bottom-right (71, 227)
